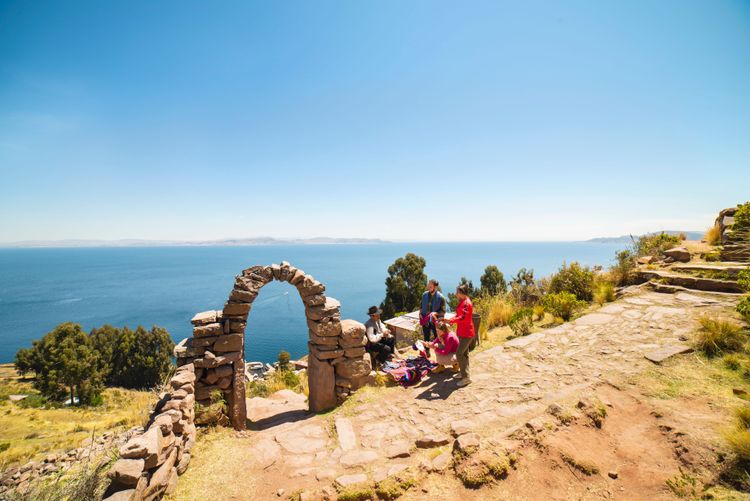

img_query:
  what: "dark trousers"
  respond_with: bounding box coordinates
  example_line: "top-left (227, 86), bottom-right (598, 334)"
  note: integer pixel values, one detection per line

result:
top-left (422, 323), bottom-right (437, 342)
top-left (370, 337), bottom-right (396, 364)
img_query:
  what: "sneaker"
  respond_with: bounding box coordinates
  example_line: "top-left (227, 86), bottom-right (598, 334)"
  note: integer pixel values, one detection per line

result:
top-left (457, 378), bottom-right (472, 387)
top-left (432, 365), bottom-right (445, 374)
top-left (451, 363), bottom-right (460, 372)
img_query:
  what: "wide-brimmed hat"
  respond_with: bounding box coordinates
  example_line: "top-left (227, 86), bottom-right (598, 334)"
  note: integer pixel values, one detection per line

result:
top-left (367, 306), bottom-right (382, 316)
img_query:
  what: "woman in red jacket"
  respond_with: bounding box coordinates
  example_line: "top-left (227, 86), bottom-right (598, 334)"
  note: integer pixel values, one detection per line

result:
top-left (447, 283), bottom-right (475, 387)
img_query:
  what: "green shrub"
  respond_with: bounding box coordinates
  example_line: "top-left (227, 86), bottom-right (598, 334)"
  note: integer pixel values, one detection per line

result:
top-left (725, 354), bottom-right (743, 371)
top-left (540, 292), bottom-right (587, 321)
top-left (610, 249), bottom-right (636, 286)
top-left (734, 202), bottom-right (750, 231)
top-left (0, 442), bottom-right (9, 453)
top-left (508, 308), bottom-right (533, 337)
top-left (509, 268), bottom-right (540, 306)
top-left (549, 262), bottom-right (595, 301)
top-left (694, 316), bottom-right (746, 357)
top-left (474, 295), bottom-right (516, 331)
top-left (738, 270), bottom-right (750, 293)
top-left (738, 297), bottom-right (750, 323)
top-left (635, 232), bottom-right (681, 257)
top-left (277, 350), bottom-right (291, 371)
top-left (532, 304), bottom-right (545, 321)
top-left (17, 394), bottom-right (46, 409)
top-left (593, 281), bottom-right (616, 306)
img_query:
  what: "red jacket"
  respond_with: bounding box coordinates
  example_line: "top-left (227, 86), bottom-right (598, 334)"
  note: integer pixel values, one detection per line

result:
top-left (449, 298), bottom-right (475, 338)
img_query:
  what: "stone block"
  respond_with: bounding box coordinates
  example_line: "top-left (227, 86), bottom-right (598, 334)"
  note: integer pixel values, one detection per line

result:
top-left (212, 334), bottom-right (243, 353)
top-left (107, 458), bottom-right (144, 487)
top-left (334, 355), bottom-right (371, 379)
top-left (298, 277), bottom-right (326, 297)
top-left (289, 269), bottom-right (306, 285)
top-left (309, 331), bottom-right (340, 346)
top-left (303, 294), bottom-right (326, 307)
top-left (229, 288), bottom-right (258, 303)
top-left (193, 323), bottom-right (222, 338)
top-left (217, 376), bottom-right (232, 389)
top-left (195, 383), bottom-right (221, 401)
top-left (305, 297), bottom-right (340, 321)
top-left (308, 353), bottom-right (336, 413)
top-left (141, 447), bottom-right (177, 500)
top-left (339, 320), bottom-right (367, 348)
top-left (169, 370), bottom-right (195, 389)
top-left (307, 317), bottom-right (342, 337)
top-left (229, 361), bottom-right (247, 430)
top-left (190, 311), bottom-right (217, 326)
top-left (310, 343), bottom-right (344, 360)
top-left (223, 302), bottom-right (251, 317)
top-left (344, 347), bottom-right (366, 358)
top-left (227, 320), bottom-right (246, 333)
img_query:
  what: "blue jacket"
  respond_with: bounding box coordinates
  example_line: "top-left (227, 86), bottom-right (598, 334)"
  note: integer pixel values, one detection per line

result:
top-left (420, 290), bottom-right (446, 318)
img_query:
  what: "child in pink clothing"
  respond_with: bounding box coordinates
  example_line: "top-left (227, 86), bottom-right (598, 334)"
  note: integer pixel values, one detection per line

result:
top-left (430, 320), bottom-right (459, 373)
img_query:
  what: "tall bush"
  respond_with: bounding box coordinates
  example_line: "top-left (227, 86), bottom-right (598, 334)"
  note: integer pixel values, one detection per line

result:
top-left (541, 292), bottom-right (587, 321)
top-left (634, 232), bottom-right (681, 257)
top-left (549, 262), bottom-right (595, 301)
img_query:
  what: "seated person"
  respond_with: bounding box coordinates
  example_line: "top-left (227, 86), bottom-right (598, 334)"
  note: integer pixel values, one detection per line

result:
top-left (430, 318), bottom-right (459, 373)
top-left (365, 306), bottom-right (397, 365)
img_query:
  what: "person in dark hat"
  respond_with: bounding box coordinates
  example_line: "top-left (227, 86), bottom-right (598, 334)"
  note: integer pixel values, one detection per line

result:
top-left (364, 306), bottom-right (397, 365)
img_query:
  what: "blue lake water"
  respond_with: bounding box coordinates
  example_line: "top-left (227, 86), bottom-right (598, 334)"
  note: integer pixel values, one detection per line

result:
top-left (0, 242), bottom-right (623, 364)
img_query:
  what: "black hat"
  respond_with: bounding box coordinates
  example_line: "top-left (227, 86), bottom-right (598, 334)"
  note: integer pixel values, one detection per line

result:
top-left (367, 306), bottom-right (382, 316)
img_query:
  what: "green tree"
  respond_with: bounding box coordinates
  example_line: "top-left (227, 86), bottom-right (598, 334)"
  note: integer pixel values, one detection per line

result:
top-left (277, 350), bottom-right (291, 371)
top-left (448, 277), bottom-right (477, 310)
top-left (479, 265), bottom-right (507, 297)
top-left (380, 253), bottom-right (428, 318)
top-left (90, 325), bottom-right (174, 389)
top-left (14, 347), bottom-right (35, 377)
top-left (17, 322), bottom-right (103, 405)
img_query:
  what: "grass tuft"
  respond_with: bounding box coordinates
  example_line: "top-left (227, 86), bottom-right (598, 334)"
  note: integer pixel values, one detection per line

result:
top-left (694, 316), bottom-right (746, 357)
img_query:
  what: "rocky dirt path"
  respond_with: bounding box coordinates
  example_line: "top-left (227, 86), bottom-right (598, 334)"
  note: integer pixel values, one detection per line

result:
top-left (179, 289), bottom-right (739, 499)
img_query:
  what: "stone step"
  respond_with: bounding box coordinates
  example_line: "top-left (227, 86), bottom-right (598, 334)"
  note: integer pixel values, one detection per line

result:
top-left (669, 263), bottom-right (749, 279)
top-left (635, 270), bottom-right (744, 294)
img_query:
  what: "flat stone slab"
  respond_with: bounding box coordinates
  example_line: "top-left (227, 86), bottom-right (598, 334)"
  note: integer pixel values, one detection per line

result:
top-left (335, 417), bottom-right (357, 451)
top-left (505, 332), bottom-right (546, 348)
top-left (675, 292), bottom-right (720, 304)
top-left (574, 313), bottom-right (615, 326)
top-left (275, 424), bottom-right (328, 454)
top-left (624, 297), bottom-right (652, 305)
top-left (644, 344), bottom-right (693, 364)
top-left (336, 473), bottom-right (368, 487)
top-left (340, 450), bottom-right (379, 467)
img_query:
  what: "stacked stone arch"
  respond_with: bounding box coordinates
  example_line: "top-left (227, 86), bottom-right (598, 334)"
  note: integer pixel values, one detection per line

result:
top-left (174, 261), bottom-right (373, 430)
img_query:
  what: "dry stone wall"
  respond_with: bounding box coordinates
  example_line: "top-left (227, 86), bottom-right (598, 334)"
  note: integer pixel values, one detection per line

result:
top-left (718, 206), bottom-right (750, 262)
top-left (174, 262), bottom-right (372, 430)
top-left (103, 363), bottom-right (197, 501)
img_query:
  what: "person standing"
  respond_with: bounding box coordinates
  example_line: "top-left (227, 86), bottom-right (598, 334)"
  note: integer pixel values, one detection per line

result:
top-left (364, 306), bottom-right (397, 365)
top-left (420, 279), bottom-right (446, 342)
top-left (447, 284), bottom-right (475, 387)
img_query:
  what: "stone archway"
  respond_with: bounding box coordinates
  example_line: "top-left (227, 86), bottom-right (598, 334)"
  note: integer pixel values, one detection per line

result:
top-left (174, 262), bottom-right (373, 430)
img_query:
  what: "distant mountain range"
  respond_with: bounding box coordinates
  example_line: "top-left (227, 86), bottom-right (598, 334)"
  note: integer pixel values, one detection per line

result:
top-left (586, 230), bottom-right (703, 244)
top-left (0, 237), bottom-right (390, 248)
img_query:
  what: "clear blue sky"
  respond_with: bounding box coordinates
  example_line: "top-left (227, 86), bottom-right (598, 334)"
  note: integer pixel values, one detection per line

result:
top-left (1, 1), bottom-right (748, 242)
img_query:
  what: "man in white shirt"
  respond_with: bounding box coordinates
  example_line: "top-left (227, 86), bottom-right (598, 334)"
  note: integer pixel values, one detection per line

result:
top-left (364, 305), bottom-right (396, 364)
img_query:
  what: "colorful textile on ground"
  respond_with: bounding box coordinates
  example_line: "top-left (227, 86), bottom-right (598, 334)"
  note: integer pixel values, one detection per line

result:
top-left (380, 356), bottom-right (438, 387)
